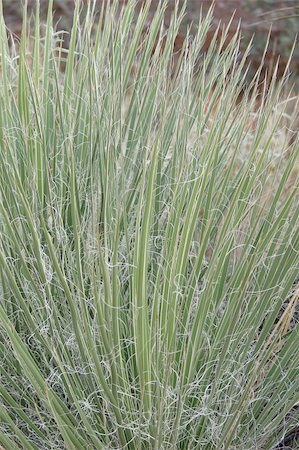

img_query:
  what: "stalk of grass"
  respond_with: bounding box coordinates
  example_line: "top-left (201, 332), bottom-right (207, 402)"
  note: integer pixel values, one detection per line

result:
top-left (0, 0), bottom-right (298, 448)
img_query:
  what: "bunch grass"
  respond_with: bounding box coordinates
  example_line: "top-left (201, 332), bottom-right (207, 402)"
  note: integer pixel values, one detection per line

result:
top-left (0, 1), bottom-right (298, 448)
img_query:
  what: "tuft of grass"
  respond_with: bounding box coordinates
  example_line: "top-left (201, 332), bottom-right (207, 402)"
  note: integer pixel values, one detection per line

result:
top-left (0, 1), bottom-right (298, 448)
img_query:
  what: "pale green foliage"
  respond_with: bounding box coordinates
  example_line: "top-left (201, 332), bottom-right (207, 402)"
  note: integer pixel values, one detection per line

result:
top-left (0, 1), bottom-right (298, 449)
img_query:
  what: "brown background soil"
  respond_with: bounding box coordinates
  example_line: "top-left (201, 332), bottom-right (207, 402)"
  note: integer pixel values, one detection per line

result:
top-left (2, 0), bottom-right (299, 83)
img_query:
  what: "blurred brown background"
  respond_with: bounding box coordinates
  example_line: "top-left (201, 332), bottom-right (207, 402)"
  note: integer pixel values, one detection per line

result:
top-left (2, 0), bottom-right (299, 83)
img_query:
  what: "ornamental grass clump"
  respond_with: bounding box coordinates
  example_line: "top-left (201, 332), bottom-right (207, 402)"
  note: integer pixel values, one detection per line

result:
top-left (0, 1), bottom-right (298, 449)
